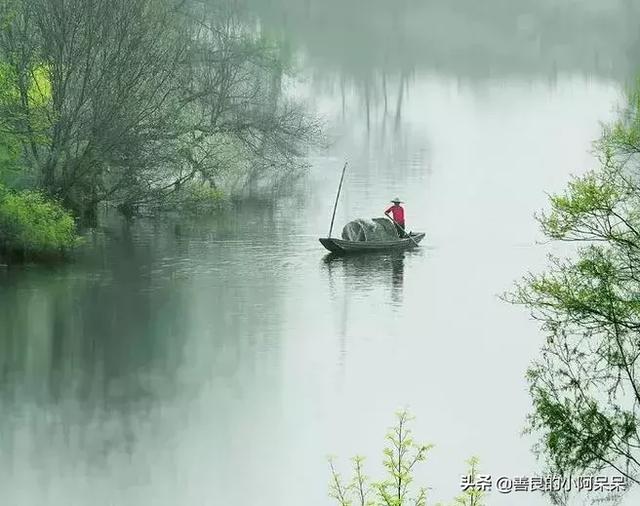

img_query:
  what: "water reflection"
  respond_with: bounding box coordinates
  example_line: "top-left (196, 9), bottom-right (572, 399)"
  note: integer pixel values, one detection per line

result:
top-left (323, 250), bottom-right (412, 307)
top-left (0, 202), bottom-right (296, 419)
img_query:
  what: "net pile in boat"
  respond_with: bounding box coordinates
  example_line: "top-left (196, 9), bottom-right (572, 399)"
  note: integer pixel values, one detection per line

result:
top-left (341, 218), bottom-right (399, 241)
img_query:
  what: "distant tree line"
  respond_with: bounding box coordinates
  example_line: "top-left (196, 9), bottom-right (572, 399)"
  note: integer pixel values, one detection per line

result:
top-left (0, 0), bottom-right (321, 222)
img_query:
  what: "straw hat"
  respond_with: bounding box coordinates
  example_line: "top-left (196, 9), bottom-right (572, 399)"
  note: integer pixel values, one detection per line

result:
top-left (391, 197), bottom-right (403, 203)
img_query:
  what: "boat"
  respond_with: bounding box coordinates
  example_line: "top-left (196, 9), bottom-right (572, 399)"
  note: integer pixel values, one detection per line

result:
top-left (321, 162), bottom-right (425, 254)
top-left (319, 232), bottom-right (426, 254)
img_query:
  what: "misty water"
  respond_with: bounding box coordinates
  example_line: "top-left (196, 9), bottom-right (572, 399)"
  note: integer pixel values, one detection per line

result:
top-left (1, 2), bottom-right (639, 505)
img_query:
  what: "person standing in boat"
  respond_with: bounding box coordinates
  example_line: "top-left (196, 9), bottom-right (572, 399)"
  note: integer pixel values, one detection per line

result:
top-left (385, 197), bottom-right (406, 237)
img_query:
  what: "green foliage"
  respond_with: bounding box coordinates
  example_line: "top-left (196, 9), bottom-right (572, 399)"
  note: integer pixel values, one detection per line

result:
top-left (328, 456), bottom-right (369, 506)
top-left (508, 77), bottom-right (640, 495)
top-left (0, 60), bottom-right (52, 142)
top-left (0, 0), bottom-right (321, 216)
top-left (540, 169), bottom-right (622, 240)
top-left (0, 58), bottom-right (52, 187)
top-left (601, 77), bottom-right (640, 157)
top-left (177, 184), bottom-right (225, 214)
top-left (0, 183), bottom-right (79, 256)
top-left (152, 182), bottom-right (226, 215)
top-left (328, 411), bottom-right (480, 506)
top-left (0, 62), bottom-right (24, 177)
top-left (529, 391), bottom-right (635, 473)
top-left (0, 130), bottom-right (20, 174)
top-left (449, 457), bottom-right (486, 506)
top-left (375, 411), bottom-right (432, 506)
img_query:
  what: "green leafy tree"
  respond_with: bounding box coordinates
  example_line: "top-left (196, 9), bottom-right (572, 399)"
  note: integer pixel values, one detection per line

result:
top-left (374, 410), bottom-right (431, 506)
top-left (450, 457), bottom-right (485, 506)
top-left (329, 411), bottom-right (482, 506)
top-left (508, 78), bottom-right (640, 498)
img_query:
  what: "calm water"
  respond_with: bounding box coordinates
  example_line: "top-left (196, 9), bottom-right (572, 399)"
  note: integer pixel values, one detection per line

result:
top-left (1, 2), bottom-right (638, 505)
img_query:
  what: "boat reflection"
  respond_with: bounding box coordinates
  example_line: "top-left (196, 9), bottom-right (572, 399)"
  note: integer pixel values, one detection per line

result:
top-left (322, 250), bottom-right (411, 307)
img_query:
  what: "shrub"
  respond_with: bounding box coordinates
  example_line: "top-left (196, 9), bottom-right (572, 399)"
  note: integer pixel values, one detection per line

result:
top-left (0, 184), bottom-right (79, 257)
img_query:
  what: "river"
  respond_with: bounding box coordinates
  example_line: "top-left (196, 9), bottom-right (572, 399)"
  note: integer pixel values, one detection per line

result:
top-left (1, 1), bottom-right (639, 505)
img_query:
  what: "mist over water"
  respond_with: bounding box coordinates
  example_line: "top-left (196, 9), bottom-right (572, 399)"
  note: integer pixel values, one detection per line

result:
top-left (1, 1), bottom-right (639, 505)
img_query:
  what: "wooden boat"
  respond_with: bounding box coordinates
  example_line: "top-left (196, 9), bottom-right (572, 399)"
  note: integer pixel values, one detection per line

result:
top-left (319, 232), bottom-right (426, 254)
top-left (321, 162), bottom-right (425, 254)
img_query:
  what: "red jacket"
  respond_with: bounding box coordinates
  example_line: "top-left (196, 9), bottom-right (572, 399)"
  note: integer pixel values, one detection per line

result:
top-left (385, 204), bottom-right (405, 224)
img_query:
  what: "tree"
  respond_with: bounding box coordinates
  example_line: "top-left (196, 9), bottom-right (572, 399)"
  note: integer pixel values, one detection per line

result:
top-left (329, 411), bottom-right (432, 506)
top-left (0, 0), bottom-right (321, 220)
top-left (328, 410), bottom-right (484, 506)
top-left (508, 79), bottom-right (640, 500)
top-left (179, 0), bottom-right (321, 197)
top-left (450, 457), bottom-right (485, 506)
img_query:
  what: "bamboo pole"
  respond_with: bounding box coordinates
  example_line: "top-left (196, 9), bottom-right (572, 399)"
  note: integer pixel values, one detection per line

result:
top-left (328, 162), bottom-right (348, 237)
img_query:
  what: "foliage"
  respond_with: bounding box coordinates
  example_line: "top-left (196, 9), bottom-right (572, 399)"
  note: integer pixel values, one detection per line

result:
top-left (449, 457), bottom-right (485, 506)
top-left (0, 182), bottom-right (78, 255)
top-left (328, 411), bottom-right (483, 506)
top-left (150, 181), bottom-right (226, 215)
top-left (507, 78), bottom-right (640, 498)
top-left (329, 411), bottom-right (431, 506)
top-left (0, 61), bottom-right (51, 181)
top-left (0, 0), bottom-right (322, 217)
top-left (601, 77), bottom-right (640, 158)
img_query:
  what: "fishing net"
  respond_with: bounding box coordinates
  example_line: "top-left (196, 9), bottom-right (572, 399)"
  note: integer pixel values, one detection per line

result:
top-left (341, 217), bottom-right (399, 241)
